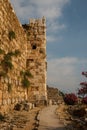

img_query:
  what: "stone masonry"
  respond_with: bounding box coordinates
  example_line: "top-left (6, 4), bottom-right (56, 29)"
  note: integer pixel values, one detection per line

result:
top-left (47, 86), bottom-right (63, 104)
top-left (0, 0), bottom-right (47, 113)
top-left (23, 17), bottom-right (47, 104)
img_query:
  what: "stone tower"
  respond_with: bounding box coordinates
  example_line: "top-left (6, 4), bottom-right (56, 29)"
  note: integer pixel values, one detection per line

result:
top-left (23, 17), bottom-right (47, 104)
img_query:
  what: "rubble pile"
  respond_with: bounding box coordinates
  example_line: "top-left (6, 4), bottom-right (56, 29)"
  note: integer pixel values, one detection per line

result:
top-left (56, 103), bottom-right (87, 130)
top-left (0, 101), bottom-right (41, 130)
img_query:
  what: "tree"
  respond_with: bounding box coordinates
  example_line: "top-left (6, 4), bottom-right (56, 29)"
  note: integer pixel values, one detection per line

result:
top-left (78, 71), bottom-right (87, 98)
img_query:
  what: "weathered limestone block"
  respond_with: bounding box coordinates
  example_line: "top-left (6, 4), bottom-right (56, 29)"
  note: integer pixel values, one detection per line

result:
top-left (1, 77), bottom-right (4, 83)
top-left (2, 99), bottom-right (7, 105)
top-left (11, 98), bottom-right (15, 104)
top-left (0, 90), bottom-right (2, 101)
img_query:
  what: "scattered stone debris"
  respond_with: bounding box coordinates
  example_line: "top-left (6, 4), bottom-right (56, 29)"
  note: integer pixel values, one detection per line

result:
top-left (0, 106), bottom-right (41, 130)
top-left (56, 103), bottom-right (87, 130)
top-left (14, 101), bottom-right (32, 111)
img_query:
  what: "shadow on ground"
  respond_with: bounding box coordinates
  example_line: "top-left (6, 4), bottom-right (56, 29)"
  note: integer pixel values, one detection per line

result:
top-left (39, 125), bottom-right (66, 130)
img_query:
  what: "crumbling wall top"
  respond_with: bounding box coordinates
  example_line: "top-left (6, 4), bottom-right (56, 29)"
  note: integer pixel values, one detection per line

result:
top-left (29, 16), bottom-right (46, 26)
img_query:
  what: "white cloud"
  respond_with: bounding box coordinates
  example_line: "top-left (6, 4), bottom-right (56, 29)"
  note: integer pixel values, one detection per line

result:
top-left (10, 0), bottom-right (70, 18)
top-left (47, 35), bottom-right (62, 43)
top-left (47, 57), bottom-right (87, 92)
top-left (10, 0), bottom-right (70, 19)
top-left (10, 0), bottom-right (70, 32)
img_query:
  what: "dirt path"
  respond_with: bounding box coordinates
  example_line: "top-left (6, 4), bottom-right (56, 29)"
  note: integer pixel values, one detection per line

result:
top-left (38, 105), bottom-right (66, 130)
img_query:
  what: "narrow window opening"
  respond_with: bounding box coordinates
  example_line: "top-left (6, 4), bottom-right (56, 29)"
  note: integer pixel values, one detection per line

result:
top-left (32, 44), bottom-right (37, 49)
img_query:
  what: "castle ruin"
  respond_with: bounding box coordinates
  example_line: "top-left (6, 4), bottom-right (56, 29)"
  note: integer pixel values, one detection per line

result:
top-left (0, 0), bottom-right (47, 113)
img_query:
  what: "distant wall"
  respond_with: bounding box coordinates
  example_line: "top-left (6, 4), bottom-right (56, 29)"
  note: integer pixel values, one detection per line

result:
top-left (0, 0), bottom-right (29, 113)
top-left (47, 86), bottom-right (63, 104)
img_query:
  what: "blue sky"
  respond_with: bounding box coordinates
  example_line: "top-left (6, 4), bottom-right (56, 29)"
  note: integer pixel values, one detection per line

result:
top-left (10, 0), bottom-right (87, 93)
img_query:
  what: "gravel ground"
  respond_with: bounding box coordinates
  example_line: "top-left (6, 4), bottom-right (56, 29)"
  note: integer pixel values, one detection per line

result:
top-left (0, 107), bottom-right (41, 130)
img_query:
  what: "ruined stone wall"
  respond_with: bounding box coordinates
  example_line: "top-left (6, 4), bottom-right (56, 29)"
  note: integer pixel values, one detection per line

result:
top-left (23, 17), bottom-right (47, 103)
top-left (0, 0), bottom-right (47, 112)
top-left (0, 0), bottom-right (30, 113)
top-left (47, 86), bottom-right (63, 104)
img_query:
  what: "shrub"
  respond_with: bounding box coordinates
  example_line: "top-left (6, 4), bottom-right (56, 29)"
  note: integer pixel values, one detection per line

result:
top-left (1, 60), bottom-right (13, 71)
top-left (64, 93), bottom-right (78, 105)
top-left (82, 96), bottom-right (87, 104)
top-left (20, 70), bottom-right (33, 78)
top-left (14, 50), bottom-right (21, 57)
top-left (9, 31), bottom-right (15, 40)
top-left (1, 52), bottom-right (14, 72)
top-left (0, 71), bottom-right (6, 77)
top-left (21, 70), bottom-right (33, 89)
top-left (4, 53), bottom-right (12, 61)
top-left (0, 49), bottom-right (5, 54)
top-left (0, 113), bottom-right (5, 121)
top-left (78, 83), bottom-right (87, 97)
top-left (24, 70), bottom-right (33, 78)
top-left (73, 108), bottom-right (86, 117)
top-left (22, 77), bottom-right (30, 89)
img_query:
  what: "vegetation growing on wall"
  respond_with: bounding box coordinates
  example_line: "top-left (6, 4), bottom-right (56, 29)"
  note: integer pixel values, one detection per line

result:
top-left (0, 49), bottom-right (21, 94)
top-left (8, 83), bottom-right (12, 93)
top-left (14, 50), bottom-right (21, 57)
top-left (0, 49), bottom-right (5, 54)
top-left (0, 71), bottom-right (6, 77)
top-left (21, 70), bottom-right (33, 89)
top-left (8, 31), bottom-right (16, 40)
top-left (22, 77), bottom-right (30, 89)
top-left (0, 50), bottom-right (21, 73)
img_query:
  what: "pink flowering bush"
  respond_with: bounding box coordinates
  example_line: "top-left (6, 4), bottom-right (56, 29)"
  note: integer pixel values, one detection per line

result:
top-left (64, 93), bottom-right (78, 105)
top-left (82, 71), bottom-right (87, 77)
top-left (78, 71), bottom-right (87, 98)
top-left (78, 85), bottom-right (87, 98)
top-left (82, 96), bottom-right (87, 104)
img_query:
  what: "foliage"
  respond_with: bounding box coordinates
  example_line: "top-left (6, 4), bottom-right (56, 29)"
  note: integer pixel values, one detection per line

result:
top-left (14, 50), bottom-right (21, 57)
top-left (24, 70), bottom-right (33, 78)
top-left (82, 71), bottom-right (87, 77)
top-left (0, 71), bottom-right (6, 77)
top-left (20, 70), bottom-right (33, 78)
top-left (1, 50), bottom-right (20, 72)
top-left (82, 96), bottom-right (87, 104)
top-left (9, 31), bottom-right (16, 40)
top-left (0, 113), bottom-right (5, 121)
top-left (78, 71), bottom-right (87, 97)
top-left (73, 107), bottom-right (86, 117)
top-left (1, 60), bottom-right (13, 72)
top-left (0, 49), bottom-right (5, 54)
top-left (4, 50), bottom-right (20, 59)
top-left (64, 93), bottom-right (78, 105)
top-left (22, 77), bottom-right (30, 88)
top-left (4, 53), bottom-right (13, 61)
top-left (78, 85), bottom-right (87, 97)
top-left (20, 71), bottom-right (24, 76)
top-left (59, 91), bottom-right (65, 97)
top-left (21, 70), bottom-right (33, 89)
top-left (8, 83), bottom-right (12, 93)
